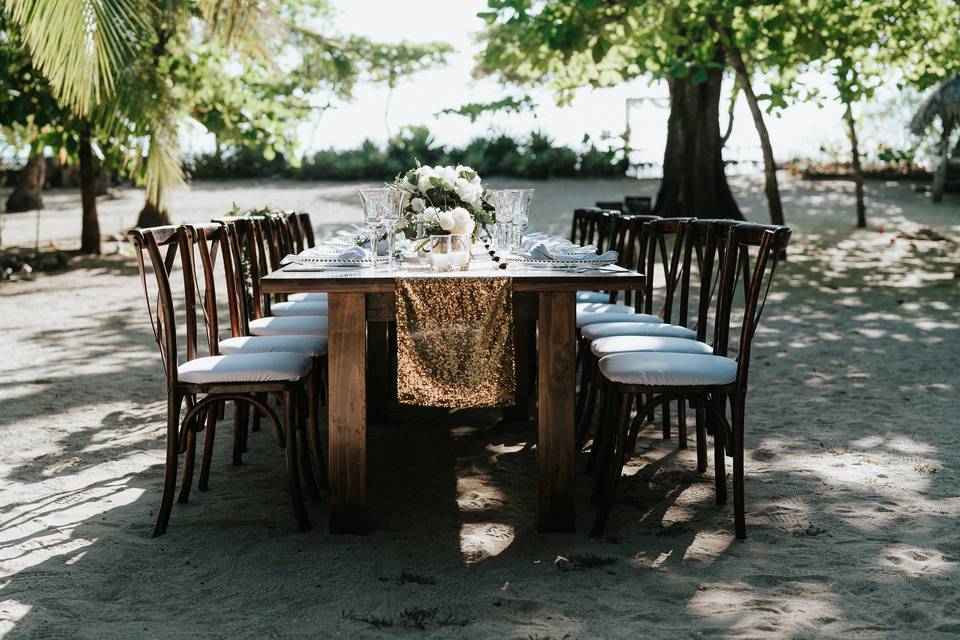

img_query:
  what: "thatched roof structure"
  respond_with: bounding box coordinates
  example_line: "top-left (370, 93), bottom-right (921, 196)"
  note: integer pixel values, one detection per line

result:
top-left (910, 76), bottom-right (960, 135)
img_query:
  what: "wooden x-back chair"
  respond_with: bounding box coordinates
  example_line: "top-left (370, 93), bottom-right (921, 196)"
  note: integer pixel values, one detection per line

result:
top-left (130, 225), bottom-right (319, 536)
top-left (590, 222), bottom-right (791, 538)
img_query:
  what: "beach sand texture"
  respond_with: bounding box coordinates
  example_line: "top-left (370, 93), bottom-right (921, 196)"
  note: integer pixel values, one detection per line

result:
top-left (1, 175), bottom-right (959, 638)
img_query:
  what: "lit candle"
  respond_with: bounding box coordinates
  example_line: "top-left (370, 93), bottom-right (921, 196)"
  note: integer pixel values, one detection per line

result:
top-left (449, 251), bottom-right (469, 268)
top-left (431, 252), bottom-right (451, 270)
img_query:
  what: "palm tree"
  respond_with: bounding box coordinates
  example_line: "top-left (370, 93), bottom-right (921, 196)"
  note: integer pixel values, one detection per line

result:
top-left (7, 1), bottom-right (451, 251)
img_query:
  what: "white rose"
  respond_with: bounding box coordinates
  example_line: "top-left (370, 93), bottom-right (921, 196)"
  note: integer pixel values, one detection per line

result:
top-left (437, 211), bottom-right (456, 232)
top-left (450, 207), bottom-right (474, 235)
top-left (440, 166), bottom-right (459, 185)
top-left (454, 178), bottom-right (475, 203)
top-left (417, 170), bottom-right (434, 194)
top-left (410, 197), bottom-right (425, 212)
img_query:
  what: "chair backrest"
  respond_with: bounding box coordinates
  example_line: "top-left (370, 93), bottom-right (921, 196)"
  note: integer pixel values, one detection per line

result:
top-left (232, 217), bottom-right (272, 318)
top-left (129, 224), bottom-right (223, 391)
top-left (595, 200), bottom-right (624, 212)
top-left (296, 212), bottom-right (316, 249)
top-left (571, 207), bottom-right (609, 247)
top-left (638, 217), bottom-right (693, 320)
top-left (184, 222), bottom-right (250, 344)
top-left (675, 219), bottom-right (739, 341)
top-left (607, 213), bottom-right (660, 306)
top-left (624, 196), bottom-right (652, 214)
top-left (714, 223), bottom-right (791, 389)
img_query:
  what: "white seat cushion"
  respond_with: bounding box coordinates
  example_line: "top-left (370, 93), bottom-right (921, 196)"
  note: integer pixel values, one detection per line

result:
top-left (591, 335), bottom-right (714, 358)
top-left (220, 335), bottom-right (328, 357)
top-left (270, 300), bottom-right (329, 316)
top-left (178, 353), bottom-right (312, 385)
top-left (599, 352), bottom-right (737, 387)
top-left (576, 290), bottom-right (610, 303)
top-left (576, 302), bottom-right (634, 314)
top-left (581, 321), bottom-right (696, 341)
top-left (576, 311), bottom-right (662, 328)
top-left (249, 315), bottom-right (328, 336)
top-left (287, 292), bottom-right (328, 302)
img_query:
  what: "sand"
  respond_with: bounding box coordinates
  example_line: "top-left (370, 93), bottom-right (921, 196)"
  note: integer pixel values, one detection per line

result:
top-left (0, 174), bottom-right (959, 639)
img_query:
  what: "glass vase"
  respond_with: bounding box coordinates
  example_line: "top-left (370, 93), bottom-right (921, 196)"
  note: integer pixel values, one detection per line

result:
top-left (429, 234), bottom-right (472, 272)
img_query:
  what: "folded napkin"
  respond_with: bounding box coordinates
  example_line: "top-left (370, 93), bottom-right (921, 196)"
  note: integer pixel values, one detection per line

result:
top-left (521, 242), bottom-right (618, 263)
top-left (281, 245), bottom-right (371, 265)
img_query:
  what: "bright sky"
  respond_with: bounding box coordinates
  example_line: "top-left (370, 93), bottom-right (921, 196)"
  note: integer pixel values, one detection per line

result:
top-left (280, 1), bottom-right (916, 165)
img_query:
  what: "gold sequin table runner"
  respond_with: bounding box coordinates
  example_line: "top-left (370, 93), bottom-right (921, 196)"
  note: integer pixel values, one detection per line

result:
top-left (396, 277), bottom-right (516, 408)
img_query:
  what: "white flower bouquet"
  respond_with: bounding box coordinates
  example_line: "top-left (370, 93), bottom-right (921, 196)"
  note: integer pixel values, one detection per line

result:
top-left (393, 164), bottom-right (495, 239)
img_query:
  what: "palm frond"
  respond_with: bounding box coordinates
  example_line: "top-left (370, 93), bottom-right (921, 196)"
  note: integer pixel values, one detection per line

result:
top-left (910, 76), bottom-right (960, 135)
top-left (6, 0), bottom-right (154, 114)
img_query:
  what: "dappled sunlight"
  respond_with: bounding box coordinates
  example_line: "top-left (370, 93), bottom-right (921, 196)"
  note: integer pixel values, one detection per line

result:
top-left (687, 580), bottom-right (843, 636)
top-left (878, 544), bottom-right (957, 578)
top-left (1, 176), bottom-right (959, 636)
top-left (0, 601), bottom-right (31, 637)
top-left (458, 522), bottom-right (515, 564)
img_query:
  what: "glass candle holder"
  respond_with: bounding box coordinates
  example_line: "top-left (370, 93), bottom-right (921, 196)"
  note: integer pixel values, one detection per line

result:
top-left (429, 234), bottom-right (472, 272)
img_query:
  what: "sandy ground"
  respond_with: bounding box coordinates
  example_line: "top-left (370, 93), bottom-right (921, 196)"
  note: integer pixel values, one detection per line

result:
top-left (1, 175), bottom-right (959, 639)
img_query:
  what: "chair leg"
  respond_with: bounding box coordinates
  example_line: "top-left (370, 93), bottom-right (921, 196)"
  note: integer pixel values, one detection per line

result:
top-left (153, 392), bottom-right (183, 537)
top-left (661, 399), bottom-right (671, 440)
top-left (713, 401), bottom-right (727, 506)
top-left (576, 358), bottom-right (600, 450)
top-left (732, 395), bottom-right (746, 539)
top-left (695, 407), bottom-right (707, 473)
top-left (177, 428), bottom-right (197, 504)
top-left (677, 399), bottom-right (687, 449)
top-left (585, 379), bottom-right (610, 475)
top-left (297, 390), bottom-right (321, 503)
top-left (308, 370), bottom-right (328, 488)
top-left (252, 392), bottom-right (265, 432)
top-left (198, 407), bottom-right (216, 491)
top-left (590, 385), bottom-right (618, 502)
top-left (283, 390), bottom-right (311, 532)
top-left (574, 350), bottom-right (592, 438)
top-left (591, 392), bottom-right (633, 537)
top-left (232, 400), bottom-right (244, 466)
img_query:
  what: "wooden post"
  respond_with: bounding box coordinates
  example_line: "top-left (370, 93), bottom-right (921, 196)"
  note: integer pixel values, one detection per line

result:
top-left (504, 292), bottom-right (534, 422)
top-left (328, 292), bottom-right (368, 534)
top-left (536, 291), bottom-right (576, 532)
top-left (366, 320), bottom-right (390, 424)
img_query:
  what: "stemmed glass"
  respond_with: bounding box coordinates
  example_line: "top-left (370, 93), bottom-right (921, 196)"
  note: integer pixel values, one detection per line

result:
top-left (381, 190), bottom-right (405, 270)
top-left (489, 189), bottom-right (535, 255)
top-left (357, 188), bottom-right (402, 269)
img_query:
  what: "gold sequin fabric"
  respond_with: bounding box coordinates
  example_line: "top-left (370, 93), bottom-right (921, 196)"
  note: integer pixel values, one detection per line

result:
top-left (396, 277), bottom-right (516, 408)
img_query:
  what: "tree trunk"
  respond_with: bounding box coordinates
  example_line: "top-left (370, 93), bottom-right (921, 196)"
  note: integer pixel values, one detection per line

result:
top-left (79, 124), bottom-right (101, 254)
top-left (932, 118), bottom-right (952, 203)
top-left (5, 153), bottom-right (45, 213)
top-left (654, 53), bottom-right (742, 220)
top-left (95, 166), bottom-right (111, 196)
top-left (843, 101), bottom-right (867, 227)
top-left (136, 198), bottom-right (171, 227)
top-left (719, 31), bottom-right (785, 226)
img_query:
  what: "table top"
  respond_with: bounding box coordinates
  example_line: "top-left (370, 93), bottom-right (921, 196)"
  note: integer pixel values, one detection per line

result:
top-left (261, 259), bottom-right (646, 294)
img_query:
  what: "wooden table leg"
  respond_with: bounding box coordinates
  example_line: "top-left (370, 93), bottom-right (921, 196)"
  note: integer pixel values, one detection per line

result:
top-left (503, 292), bottom-right (534, 423)
top-left (537, 291), bottom-right (576, 533)
top-left (328, 292), bottom-right (367, 534)
top-left (366, 320), bottom-right (390, 424)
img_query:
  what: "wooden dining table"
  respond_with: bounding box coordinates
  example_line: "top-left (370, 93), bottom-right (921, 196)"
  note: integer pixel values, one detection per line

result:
top-left (261, 261), bottom-right (645, 534)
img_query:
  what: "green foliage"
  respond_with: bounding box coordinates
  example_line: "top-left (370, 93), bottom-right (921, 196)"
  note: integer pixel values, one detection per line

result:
top-left (192, 127), bottom-right (627, 181)
top-left (437, 96), bottom-right (536, 123)
top-left (4, 0), bottom-right (450, 210)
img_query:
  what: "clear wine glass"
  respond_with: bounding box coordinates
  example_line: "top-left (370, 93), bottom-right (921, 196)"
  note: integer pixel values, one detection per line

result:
top-left (490, 189), bottom-right (535, 255)
top-left (357, 188), bottom-right (394, 269)
top-left (381, 190), bottom-right (405, 270)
